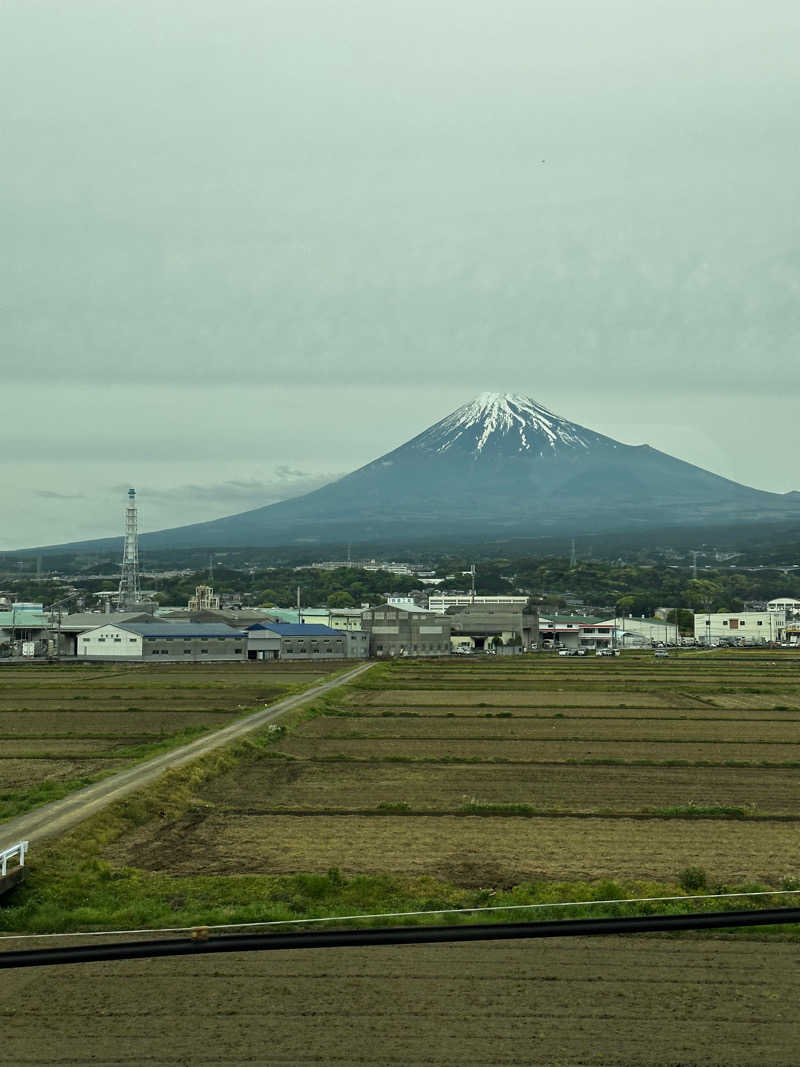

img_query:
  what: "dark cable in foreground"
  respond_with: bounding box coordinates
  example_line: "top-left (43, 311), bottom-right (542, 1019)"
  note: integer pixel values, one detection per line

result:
top-left (2, 907), bottom-right (798, 970)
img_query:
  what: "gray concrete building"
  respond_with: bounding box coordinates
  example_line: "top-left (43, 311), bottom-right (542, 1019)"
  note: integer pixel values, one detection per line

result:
top-left (447, 606), bottom-right (539, 652)
top-left (245, 623), bottom-right (351, 660)
top-left (361, 604), bottom-right (452, 657)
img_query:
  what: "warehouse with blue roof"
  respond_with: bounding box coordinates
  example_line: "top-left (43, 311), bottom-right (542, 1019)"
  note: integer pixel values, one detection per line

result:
top-left (245, 622), bottom-right (367, 660)
top-left (78, 622), bottom-right (247, 661)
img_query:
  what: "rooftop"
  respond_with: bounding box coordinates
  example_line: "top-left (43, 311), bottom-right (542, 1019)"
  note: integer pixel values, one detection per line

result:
top-left (247, 623), bottom-right (344, 637)
top-left (88, 622), bottom-right (246, 638)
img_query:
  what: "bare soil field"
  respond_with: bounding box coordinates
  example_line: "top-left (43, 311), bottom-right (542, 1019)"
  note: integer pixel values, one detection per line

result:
top-left (711, 692), bottom-right (800, 709)
top-left (367, 688), bottom-right (681, 707)
top-left (0, 709), bottom-right (235, 735)
top-left (301, 715), bottom-right (800, 743)
top-left (280, 735), bottom-right (800, 764)
top-left (199, 758), bottom-right (800, 815)
top-left (0, 739), bottom-right (129, 756)
top-left (3, 938), bottom-right (798, 1066)
top-left (81, 653), bottom-right (800, 895)
top-left (109, 810), bottom-right (799, 883)
top-left (0, 661), bottom-right (346, 820)
top-left (356, 703), bottom-right (800, 720)
top-left (0, 757), bottom-right (129, 791)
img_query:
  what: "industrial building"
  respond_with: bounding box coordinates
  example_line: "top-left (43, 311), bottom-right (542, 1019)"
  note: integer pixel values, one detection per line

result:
top-left (428, 593), bottom-right (529, 613)
top-left (58, 612), bottom-right (154, 656)
top-left (361, 604), bottom-right (452, 657)
top-left (538, 615), bottom-right (615, 651)
top-left (693, 610), bottom-right (786, 646)
top-left (447, 606), bottom-right (538, 652)
top-left (767, 597), bottom-right (800, 615)
top-left (606, 615), bottom-right (679, 648)
top-left (78, 622), bottom-right (247, 661)
top-left (245, 623), bottom-right (356, 660)
top-left (0, 606), bottom-right (52, 658)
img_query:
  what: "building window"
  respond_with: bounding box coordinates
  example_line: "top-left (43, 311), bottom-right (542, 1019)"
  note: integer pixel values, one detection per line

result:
top-left (184, 649), bottom-right (191, 654)
top-left (723, 621), bottom-right (728, 626)
top-left (234, 648), bottom-right (242, 653)
top-left (201, 649), bottom-right (208, 654)
top-left (758, 621), bottom-right (763, 626)
top-left (129, 638), bottom-right (136, 642)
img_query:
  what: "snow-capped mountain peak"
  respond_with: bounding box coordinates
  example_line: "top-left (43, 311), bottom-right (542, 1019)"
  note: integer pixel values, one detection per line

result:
top-left (413, 392), bottom-right (607, 457)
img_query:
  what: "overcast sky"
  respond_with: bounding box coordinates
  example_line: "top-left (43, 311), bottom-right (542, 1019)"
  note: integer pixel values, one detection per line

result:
top-left (2, 1), bottom-right (799, 549)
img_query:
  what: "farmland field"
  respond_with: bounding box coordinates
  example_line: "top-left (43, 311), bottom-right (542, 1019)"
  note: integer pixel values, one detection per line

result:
top-left (3, 938), bottom-right (800, 1065)
top-left (0, 661), bottom-right (350, 820)
top-left (5, 650), bottom-right (800, 1065)
top-left (98, 650), bottom-right (800, 887)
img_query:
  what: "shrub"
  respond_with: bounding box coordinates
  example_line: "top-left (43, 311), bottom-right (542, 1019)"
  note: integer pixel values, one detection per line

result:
top-left (679, 866), bottom-right (708, 892)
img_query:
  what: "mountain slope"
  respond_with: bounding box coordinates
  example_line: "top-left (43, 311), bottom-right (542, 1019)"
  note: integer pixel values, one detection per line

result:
top-left (35, 393), bottom-right (800, 550)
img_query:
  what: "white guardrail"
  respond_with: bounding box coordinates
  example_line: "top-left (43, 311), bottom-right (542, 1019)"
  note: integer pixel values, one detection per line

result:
top-left (0, 841), bottom-right (28, 877)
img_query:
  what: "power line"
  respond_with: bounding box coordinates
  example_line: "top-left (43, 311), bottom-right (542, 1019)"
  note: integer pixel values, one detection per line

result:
top-left (3, 907), bottom-right (800, 970)
top-left (2, 886), bottom-right (798, 943)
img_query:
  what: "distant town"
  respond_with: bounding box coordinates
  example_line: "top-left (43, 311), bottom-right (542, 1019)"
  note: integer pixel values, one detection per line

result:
top-left (3, 490), bottom-right (799, 663)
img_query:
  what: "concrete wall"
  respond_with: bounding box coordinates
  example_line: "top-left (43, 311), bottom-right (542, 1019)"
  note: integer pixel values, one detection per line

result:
top-left (143, 637), bottom-right (246, 661)
top-left (278, 633), bottom-right (347, 659)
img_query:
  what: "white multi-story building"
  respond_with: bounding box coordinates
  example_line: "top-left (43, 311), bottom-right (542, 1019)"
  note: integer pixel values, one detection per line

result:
top-left (693, 610), bottom-right (786, 646)
top-left (767, 597), bottom-right (800, 615)
top-left (427, 594), bottom-right (529, 614)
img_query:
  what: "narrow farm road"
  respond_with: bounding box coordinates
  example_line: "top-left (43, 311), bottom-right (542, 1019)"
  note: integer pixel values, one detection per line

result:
top-left (0, 661), bottom-right (373, 850)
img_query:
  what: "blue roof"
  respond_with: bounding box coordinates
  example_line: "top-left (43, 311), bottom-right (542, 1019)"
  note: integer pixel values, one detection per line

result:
top-left (98, 623), bottom-right (246, 638)
top-left (247, 623), bottom-right (343, 637)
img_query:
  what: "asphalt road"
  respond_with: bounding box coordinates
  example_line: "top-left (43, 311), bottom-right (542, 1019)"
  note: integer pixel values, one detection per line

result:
top-left (0, 660), bottom-right (373, 852)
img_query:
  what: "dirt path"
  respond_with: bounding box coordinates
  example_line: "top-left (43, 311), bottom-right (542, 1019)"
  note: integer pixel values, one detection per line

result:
top-left (0, 661), bottom-right (373, 851)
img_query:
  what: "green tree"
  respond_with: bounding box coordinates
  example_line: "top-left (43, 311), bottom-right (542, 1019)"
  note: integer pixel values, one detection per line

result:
top-left (327, 591), bottom-right (355, 608)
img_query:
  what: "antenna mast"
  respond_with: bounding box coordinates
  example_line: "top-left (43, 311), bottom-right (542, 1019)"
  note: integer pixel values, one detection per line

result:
top-left (117, 488), bottom-right (141, 611)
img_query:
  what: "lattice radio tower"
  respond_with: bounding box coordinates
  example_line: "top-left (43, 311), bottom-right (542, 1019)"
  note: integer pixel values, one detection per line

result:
top-left (117, 488), bottom-right (141, 611)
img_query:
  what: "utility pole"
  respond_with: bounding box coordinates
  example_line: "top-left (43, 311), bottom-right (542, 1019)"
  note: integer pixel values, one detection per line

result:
top-left (297, 585), bottom-right (301, 624)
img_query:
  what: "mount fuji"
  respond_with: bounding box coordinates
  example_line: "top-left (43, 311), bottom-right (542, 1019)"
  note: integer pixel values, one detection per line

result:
top-left (39, 393), bottom-right (800, 550)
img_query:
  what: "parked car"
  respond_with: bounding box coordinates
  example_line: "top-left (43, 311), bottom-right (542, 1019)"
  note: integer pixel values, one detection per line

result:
top-left (557, 648), bottom-right (576, 657)
top-left (654, 649), bottom-right (669, 658)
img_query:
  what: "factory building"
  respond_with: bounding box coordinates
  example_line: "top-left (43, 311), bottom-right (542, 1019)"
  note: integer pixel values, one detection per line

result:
top-left (361, 604), bottom-right (452, 657)
top-left (428, 593), bottom-right (529, 614)
top-left (78, 622), bottom-right (247, 661)
top-left (245, 623), bottom-right (354, 660)
top-left (693, 610), bottom-right (786, 646)
top-left (447, 606), bottom-right (538, 652)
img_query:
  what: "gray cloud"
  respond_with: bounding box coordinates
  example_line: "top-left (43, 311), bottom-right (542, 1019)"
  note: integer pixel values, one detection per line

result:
top-left (118, 471), bottom-right (341, 508)
top-left (33, 490), bottom-right (87, 500)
